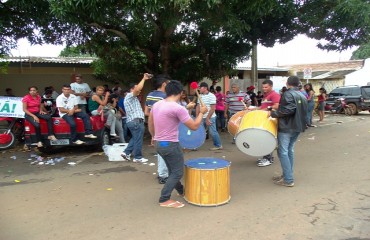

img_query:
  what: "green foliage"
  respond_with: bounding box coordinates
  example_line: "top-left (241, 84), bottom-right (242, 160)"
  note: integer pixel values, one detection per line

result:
top-left (59, 46), bottom-right (93, 57)
top-left (298, 0), bottom-right (370, 51)
top-left (351, 42), bottom-right (370, 60)
top-left (2, 0), bottom-right (370, 83)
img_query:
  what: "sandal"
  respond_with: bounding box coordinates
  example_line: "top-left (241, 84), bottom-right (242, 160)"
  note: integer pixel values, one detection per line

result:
top-left (159, 200), bottom-right (185, 208)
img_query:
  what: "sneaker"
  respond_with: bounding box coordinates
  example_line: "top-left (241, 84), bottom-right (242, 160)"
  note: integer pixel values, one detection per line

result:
top-left (73, 140), bottom-right (85, 145)
top-left (85, 134), bottom-right (97, 139)
top-left (158, 177), bottom-right (168, 184)
top-left (257, 158), bottom-right (272, 167)
top-left (110, 133), bottom-right (117, 137)
top-left (48, 135), bottom-right (57, 141)
top-left (274, 178), bottom-right (294, 187)
top-left (272, 175), bottom-right (284, 181)
top-left (133, 157), bottom-right (149, 163)
top-left (121, 153), bottom-right (131, 161)
top-left (209, 146), bottom-right (223, 151)
top-left (37, 141), bottom-right (43, 148)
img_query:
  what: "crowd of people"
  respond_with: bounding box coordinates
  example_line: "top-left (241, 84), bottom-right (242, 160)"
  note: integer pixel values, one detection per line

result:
top-left (7, 73), bottom-right (329, 208)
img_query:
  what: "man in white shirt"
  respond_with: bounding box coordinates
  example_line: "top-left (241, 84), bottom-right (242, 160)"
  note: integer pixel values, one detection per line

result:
top-left (70, 74), bottom-right (91, 113)
top-left (56, 84), bottom-right (97, 145)
top-left (196, 82), bottom-right (223, 150)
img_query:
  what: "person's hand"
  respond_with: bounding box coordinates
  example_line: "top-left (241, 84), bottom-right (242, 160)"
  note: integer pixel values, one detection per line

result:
top-left (105, 91), bottom-right (111, 97)
top-left (200, 105), bottom-right (208, 114)
top-left (224, 112), bottom-right (228, 118)
top-left (186, 102), bottom-right (195, 109)
top-left (206, 118), bottom-right (212, 126)
top-left (267, 111), bottom-right (271, 118)
top-left (39, 110), bottom-right (47, 115)
top-left (68, 109), bottom-right (74, 115)
top-left (143, 73), bottom-right (153, 81)
top-left (33, 116), bottom-right (40, 123)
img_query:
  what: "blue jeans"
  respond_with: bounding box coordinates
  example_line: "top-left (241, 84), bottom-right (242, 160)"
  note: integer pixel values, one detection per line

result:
top-left (62, 112), bottom-right (93, 141)
top-left (307, 101), bottom-right (315, 126)
top-left (155, 141), bottom-right (184, 203)
top-left (277, 132), bottom-right (300, 184)
top-left (25, 112), bottom-right (54, 141)
top-left (157, 154), bottom-right (169, 178)
top-left (124, 119), bottom-right (144, 159)
top-left (202, 117), bottom-right (222, 147)
top-left (121, 118), bottom-right (130, 142)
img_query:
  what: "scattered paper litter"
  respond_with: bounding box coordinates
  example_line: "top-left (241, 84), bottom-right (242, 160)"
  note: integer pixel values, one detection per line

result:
top-left (308, 136), bottom-right (315, 140)
top-left (149, 163), bottom-right (156, 166)
top-left (68, 162), bottom-right (77, 166)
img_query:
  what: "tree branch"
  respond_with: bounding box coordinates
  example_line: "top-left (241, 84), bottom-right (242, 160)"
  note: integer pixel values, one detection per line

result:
top-left (87, 22), bottom-right (129, 43)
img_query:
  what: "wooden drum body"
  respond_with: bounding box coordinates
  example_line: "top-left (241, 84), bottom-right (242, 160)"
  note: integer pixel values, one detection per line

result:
top-left (184, 158), bottom-right (231, 206)
top-left (227, 110), bottom-right (248, 136)
top-left (235, 110), bottom-right (277, 157)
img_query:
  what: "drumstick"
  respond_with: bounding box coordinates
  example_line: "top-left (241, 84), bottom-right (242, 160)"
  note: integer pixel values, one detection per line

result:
top-left (238, 97), bottom-right (247, 109)
top-left (190, 82), bottom-right (205, 107)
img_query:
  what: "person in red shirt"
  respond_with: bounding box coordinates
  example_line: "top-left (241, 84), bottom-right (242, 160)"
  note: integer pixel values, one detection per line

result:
top-left (215, 86), bottom-right (226, 131)
top-left (248, 79), bottom-right (281, 167)
top-left (22, 86), bottom-right (57, 148)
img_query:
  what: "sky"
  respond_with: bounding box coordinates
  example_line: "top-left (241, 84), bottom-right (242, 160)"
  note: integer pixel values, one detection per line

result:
top-left (10, 34), bottom-right (357, 67)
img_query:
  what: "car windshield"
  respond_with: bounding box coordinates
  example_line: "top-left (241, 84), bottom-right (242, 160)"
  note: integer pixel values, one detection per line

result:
top-left (361, 87), bottom-right (370, 97)
top-left (329, 89), bottom-right (343, 97)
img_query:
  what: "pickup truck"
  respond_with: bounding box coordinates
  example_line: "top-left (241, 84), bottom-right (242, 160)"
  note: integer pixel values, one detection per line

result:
top-left (326, 85), bottom-right (370, 114)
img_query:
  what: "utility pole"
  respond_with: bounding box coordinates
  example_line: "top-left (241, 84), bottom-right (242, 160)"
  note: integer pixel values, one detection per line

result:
top-left (251, 42), bottom-right (258, 89)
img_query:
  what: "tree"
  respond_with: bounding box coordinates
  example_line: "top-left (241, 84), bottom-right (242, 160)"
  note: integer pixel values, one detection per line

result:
top-left (298, 0), bottom-right (370, 51)
top-left (351, 42), bottom-right (370, 60)
top-left (1, 0), bottom-right (370, 83)
top-left (59, 46), bottom-right (93, 57)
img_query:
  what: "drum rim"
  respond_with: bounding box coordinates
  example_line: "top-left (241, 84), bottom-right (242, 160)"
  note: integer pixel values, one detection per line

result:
top-left (235, 127), bottom-right (277, 139)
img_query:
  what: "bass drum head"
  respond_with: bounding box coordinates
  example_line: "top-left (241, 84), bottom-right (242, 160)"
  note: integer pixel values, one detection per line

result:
top-left (178, 123), bottom-right (206, 149)
top-left (235, 129), bottom-right (277, 157)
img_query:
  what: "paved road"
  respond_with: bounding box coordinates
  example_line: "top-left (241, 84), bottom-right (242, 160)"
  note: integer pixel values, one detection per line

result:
top-left (1, 113), bottom-right (370, 240)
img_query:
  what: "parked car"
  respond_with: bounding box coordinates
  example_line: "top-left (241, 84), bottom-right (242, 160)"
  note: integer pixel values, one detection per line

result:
top-left (325, 85), bottom-right (370, 114)
top-left (24, 115), bottom-right (112, 153)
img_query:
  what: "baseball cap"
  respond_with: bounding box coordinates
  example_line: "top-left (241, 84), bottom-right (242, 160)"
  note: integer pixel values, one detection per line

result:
top-left (199, 82), bottom-right (208, 88)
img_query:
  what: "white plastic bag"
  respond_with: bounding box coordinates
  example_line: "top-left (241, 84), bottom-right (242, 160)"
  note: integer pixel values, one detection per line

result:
top-left (103, 143), bottom-right (128, 161)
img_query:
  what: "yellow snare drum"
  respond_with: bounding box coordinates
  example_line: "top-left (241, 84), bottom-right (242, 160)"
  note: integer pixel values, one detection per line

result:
top-left (235, 110), bottom-right (277, 157)
top-left (227, 110), bottom-right (248, 136)
top-left (184, 158), bottom-right (231, 206)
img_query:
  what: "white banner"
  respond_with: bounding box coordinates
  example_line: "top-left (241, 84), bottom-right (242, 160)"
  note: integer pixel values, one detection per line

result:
top-left (0, 96), bottom-right (25, 118)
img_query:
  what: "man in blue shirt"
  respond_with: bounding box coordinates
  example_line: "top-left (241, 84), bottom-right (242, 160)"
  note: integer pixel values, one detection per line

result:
top-left (145, 74), bottom-right (170, 184)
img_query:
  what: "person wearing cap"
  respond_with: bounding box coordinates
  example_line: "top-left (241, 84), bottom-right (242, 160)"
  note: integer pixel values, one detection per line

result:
top-left (247, 79), bottom-right (281, 167)
top-left (144, 74), bottom-right (170, 184)
top-left (247, 86), bottom-right (258, 106)
top-left (196, 82), bottom-right (223, 150)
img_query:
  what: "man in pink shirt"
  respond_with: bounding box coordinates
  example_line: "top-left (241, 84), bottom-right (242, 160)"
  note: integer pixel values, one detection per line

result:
top-left (148, 80), bottom-right (208, 208)
top-left (248, 79), bottom-right (281, 167)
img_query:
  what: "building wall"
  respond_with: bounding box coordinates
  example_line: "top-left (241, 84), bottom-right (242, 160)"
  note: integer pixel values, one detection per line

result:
top-left (1, 65), bottom-right (105, 96)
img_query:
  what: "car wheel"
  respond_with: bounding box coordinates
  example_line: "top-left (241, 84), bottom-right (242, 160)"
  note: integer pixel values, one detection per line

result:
top-left (101, 130), bottom-right (112, 148)
top-left (347, 103), bottom-right (358, 115)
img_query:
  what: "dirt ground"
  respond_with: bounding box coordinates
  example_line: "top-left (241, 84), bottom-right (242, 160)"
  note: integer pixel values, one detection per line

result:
top-left (1, 113), bottom-right (370, 240)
